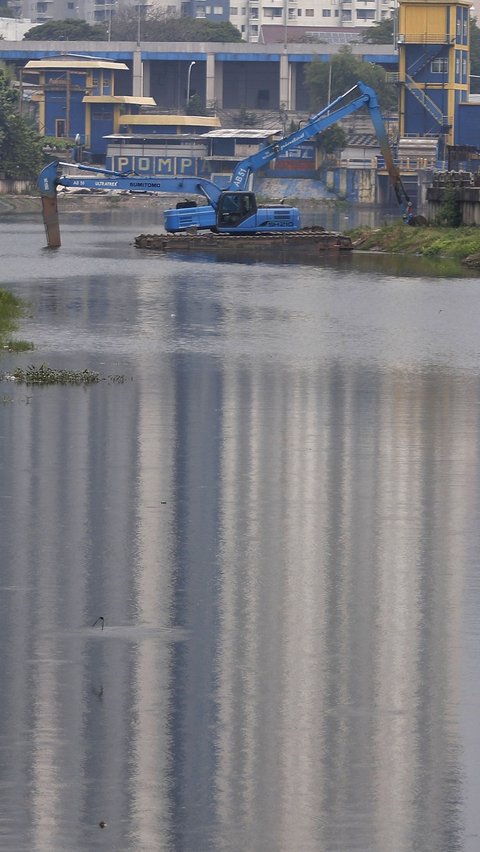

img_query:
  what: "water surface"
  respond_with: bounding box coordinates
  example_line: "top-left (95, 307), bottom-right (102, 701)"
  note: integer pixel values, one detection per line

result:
top-left (1, 208), bottom-right (480, 851)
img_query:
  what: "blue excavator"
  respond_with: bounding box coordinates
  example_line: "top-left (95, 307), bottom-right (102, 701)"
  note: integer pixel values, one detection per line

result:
top-left (38, 81), bottom-right (414, 247)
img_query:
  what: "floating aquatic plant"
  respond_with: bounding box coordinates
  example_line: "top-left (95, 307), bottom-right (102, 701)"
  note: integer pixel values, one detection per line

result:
top-left (12, 364), bottom-right (101, 385)
top-left (9, 364), bottom-right (129, 386)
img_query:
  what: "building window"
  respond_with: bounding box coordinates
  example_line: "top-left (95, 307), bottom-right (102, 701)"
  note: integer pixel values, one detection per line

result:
top-left (431, 57), bottom-right (448, 74)
top-left (230, 6), bottom-right (237, 12)
top-left (322, 8), bottom-right (331, 15)
top-left (341, 9), bottom-right (351, 19)
top-left (214, 5), bottom-right (223, 12)
top-left (305, 8), bottom-right (314, 16)
top-left (250, 23), bottom-right (258, 33)
top-left (56, 119), bottom-right (66, 138)
top-left (357, 9), bottom-right (375, 18)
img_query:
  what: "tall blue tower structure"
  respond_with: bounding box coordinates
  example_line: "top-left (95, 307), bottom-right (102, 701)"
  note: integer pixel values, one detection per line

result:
top-left (397, 0), bottom-right (471, 152)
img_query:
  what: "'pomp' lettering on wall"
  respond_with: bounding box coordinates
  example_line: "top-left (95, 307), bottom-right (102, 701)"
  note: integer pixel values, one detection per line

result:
top-left (107, 155), bottom-right (208, 177)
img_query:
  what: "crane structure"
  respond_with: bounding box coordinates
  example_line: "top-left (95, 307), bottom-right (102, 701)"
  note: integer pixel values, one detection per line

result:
top-left (38, 81), bottom-right (413, 248)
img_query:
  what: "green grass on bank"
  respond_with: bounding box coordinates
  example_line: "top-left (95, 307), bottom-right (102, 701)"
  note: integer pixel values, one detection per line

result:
top-left (0, 290), bottom-right (31, 351)
top-left (348, 224), bottom-right (480, 263)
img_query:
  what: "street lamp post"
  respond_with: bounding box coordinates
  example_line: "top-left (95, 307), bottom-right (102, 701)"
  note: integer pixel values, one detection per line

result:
top-left (186, 61), bottom-right (196, 109)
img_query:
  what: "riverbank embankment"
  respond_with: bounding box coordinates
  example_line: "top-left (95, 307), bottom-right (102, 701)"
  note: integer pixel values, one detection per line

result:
top-left (0, 192), bottom-right (171, 215)
top-left (351, 224), bottom-right (480, 267)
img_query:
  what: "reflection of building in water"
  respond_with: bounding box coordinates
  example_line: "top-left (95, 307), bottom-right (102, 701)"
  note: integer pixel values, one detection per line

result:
top-left (212, 361), bottom-right (472, 850)
top-left (0, 289), bottom-right (178, 847)
top-left (372, 377), bottom-right (469, 850)
top-left (0, 275), bottom-right (476, 850)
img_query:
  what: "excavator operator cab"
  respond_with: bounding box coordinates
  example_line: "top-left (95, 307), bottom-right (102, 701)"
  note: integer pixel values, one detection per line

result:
top-left (217, 191), bottom-right (257, 227)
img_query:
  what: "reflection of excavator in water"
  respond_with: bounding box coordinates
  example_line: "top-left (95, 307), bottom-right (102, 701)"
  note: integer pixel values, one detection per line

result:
top-left (38, 81), bottom-right (420, 248)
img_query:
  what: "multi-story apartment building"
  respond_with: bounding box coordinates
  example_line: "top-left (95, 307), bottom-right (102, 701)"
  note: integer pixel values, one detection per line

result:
top-left (7, 0), bottom-right (392, 39)
top-left (7, 0), bottom-right (105, 26)
top-left (7, 0), bottom-right (144, 28)
top-left (229, 0), bottom-right (394, 42)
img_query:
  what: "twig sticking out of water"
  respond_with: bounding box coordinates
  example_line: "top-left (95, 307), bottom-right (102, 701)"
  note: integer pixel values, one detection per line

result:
top-left (92, 616), bottom-right (104, 631)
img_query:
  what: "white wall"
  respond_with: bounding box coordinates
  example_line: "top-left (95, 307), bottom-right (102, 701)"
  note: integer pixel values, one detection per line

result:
top-left (0, 15), bottom-right (33, 39)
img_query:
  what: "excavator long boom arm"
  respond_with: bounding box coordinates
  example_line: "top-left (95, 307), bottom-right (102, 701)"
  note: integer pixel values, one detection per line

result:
top-left (229, 80), bottom-right (411, 210)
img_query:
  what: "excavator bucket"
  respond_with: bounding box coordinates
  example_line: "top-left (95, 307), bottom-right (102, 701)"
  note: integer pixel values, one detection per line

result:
top-left (41, 193), bottom-right (61, 248)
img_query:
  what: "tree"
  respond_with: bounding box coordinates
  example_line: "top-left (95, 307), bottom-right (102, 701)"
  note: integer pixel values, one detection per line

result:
top-left (24, 19), bottom-right (108, 40)
top-left (317, 124), bottom-right (347, 154)
top-left (232, 106), bottom-right (259, 127)
top-left (0, 68), bottom-right (44, 179)
top-left (362, 17), bottom-right (394, 44)
top-left (109, 8), bottom-right (242, 42)
top-left (304, 47), bottom-right (397, 113)
top-left (186, 93), bottom-right (205, 115)
top-left (434, 186), bottom-right (462, 226)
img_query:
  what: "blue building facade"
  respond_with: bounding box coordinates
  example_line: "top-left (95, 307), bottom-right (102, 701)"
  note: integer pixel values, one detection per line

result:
top-left (23, 55), bottom-right (156, 158)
